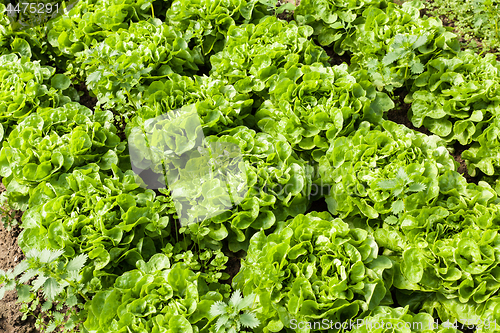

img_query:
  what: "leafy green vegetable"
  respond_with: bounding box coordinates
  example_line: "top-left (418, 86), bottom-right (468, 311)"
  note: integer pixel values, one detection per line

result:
top-left (83, 260), bottom-right (223, 333)
top-left (318, 120), bottom-right (455, 221)
top-left (0, 53), bottom-right (75, 137)
top-left (0, 103), bottom-right (125, 210)
top-left (136, 74), bottom-right (255, 136)
top-left (350, 305), bottom-right (460, 332)
top-left (345, 1), bottom-right (459, 92)
top-left (209, 15), bottom-right (330, 93)
top-left (256, 63), bottom-right (393, 157)
top-left (407, 50), bottom-right (500, 143)
top-left (293, 0), bottom-right (381, 49)
top-left (78, 19), bottom-right (202, 112)
top-left (46, 0), bottom-right (158, 59)
top-left (233, 212), bottom-right (393, 332)
top-left (129, 114), bottom-right (312, 251)
top-left (165, 0), bottom-right (269, 58)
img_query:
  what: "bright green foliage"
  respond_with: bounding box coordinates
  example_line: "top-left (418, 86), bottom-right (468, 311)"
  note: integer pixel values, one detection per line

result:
top-left (46, 0), bottom-right (157, 58)
top-left (209, 289), bottom-right (260, 333)
top-left (256, 63), bottom-right (394, 156)
top-left (317, 119), bottom-right (500, 321)
top-left (0, 53), bottom-right (75, 137)
top-left (293, 0), bottom-right (382, 50)
top-left (405, 50), bottom-right (500, 175)
top-left (209, 15), bottom-right (330, 93)
top-left (18, 164), bottom-right (175, 280)
top-left (1, 0), bottom-right (500, 332)
top-left (78, 19), bottom-right (203, 112)
top-left (393, 227), bottom-right (500, 310)
top-left (377, 167), bottom-right (427, 225)
top-left (136, 74), bottom-right (255, 135)
top-left (83, 259), bottom-right (223, 333)
top-left (0, 103), bottom-right (125, 210)
top-left (233, 212), bottom-right (393, 332)
top-left (318, 120), bottom-right (456, 221)
top-left (350, 306), bottom-right (460, 332)
top-left (346, 1), bottom-right (460, 92)
top-left (462, 116), bottom-right (500, 176)
top-left (408, 50), bottom-right (500, 142)
top-left (128, 120), bottom-right (313, 252)
top-left (165, 0), bottom-right (269, 58)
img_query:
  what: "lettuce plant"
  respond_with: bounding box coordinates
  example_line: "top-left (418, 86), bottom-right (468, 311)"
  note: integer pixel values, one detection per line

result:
top-left (136, 74), bottom-right (255, 135)
top-left (165, 0), bottom-right (269, 58)
top-left (128, 118), bottom-right (312, 252)
top-left (346, 1), bottom-right (459, 92)
top-left (462, 116), bottom-right (500, 176)
top-left (46, 0), bottom-right (157, 59)
top-left (0, 53), bottom-right (75, 137)
top-left (318, 120), bottom-right (456, 221)
top-left (377, 167), bottom-right (427, 225)
top-left (78, 19), bottom-right (202, 112)
top-left (233, 212), bottom-right (393, 332)
top-left (209, 15), bottom-right (330, 96)
top-left (408, 50), bottom-right (500, 143)
top-left (83, 258), bottom-right (224, 333)
top-left (16, 164), bottom-right (176, 305)
top-left (3, 0), bottom-right (500, 332)
top-left (0, 102), bottom-right (125, 210)
top-left (256, 62), bottom-right (394, 157)
top-left (292, 0), bottom-right (381, 50)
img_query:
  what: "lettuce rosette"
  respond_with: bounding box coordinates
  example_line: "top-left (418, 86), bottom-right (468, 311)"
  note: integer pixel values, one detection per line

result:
top-left (84, 258), bottom-right (224, 333)
top-left (232, 212), bottom-right (393, 332)
top-left (78, 19), bottom-right (203, 111)
top-left (165, 0), bottom-right (269, 58)
top-left (19, 163), bottom-right (176, 278)
top-left (0, 53), bottom-right (75, 137)
top-left (0, 102), bottom-right (125, 210)
top-left (128, 107), bottom-right (312, 252)
top-left (256, 63), bottom-right (393, 158)
top-left (318, 120), bottom-right (455, 223)
top-left (408, 51), bottom-right (500, 145)
top-left (138, 74), bottom-right (255, 135)
top-left (209, 15), bottom-right (330, 96)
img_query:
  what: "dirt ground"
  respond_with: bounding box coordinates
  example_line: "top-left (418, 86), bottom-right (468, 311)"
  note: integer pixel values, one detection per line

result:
top-left (0, 226), bottom-right (38, 333)
top-left (0, 182), bottom-right (38, 333)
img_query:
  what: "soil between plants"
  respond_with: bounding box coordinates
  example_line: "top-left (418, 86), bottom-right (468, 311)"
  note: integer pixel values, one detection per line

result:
top-left (0, 185), bottom-right (38, 333)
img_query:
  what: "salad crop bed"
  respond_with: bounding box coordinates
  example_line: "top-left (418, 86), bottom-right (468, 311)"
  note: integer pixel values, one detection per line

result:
top-left (1, 0), bottom-right (500, 332)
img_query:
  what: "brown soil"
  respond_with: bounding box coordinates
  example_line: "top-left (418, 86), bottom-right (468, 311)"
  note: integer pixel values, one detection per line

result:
top-left (452, 141), bottom-right (479, 184)
top-left (420, 0), bottom-right (499, 61)
top-left (276, 0), bottom-right (301, 22)
top-left (219, 256), bottom-right (241, 286)
top-left (386, 88), bottom-right (431, 136)
top-left (0, 182), bottom-right (38, 333)
top-left (324, 45), bottom-right (351, 66)
top-left (77, 83), bottom-right (98, 111)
